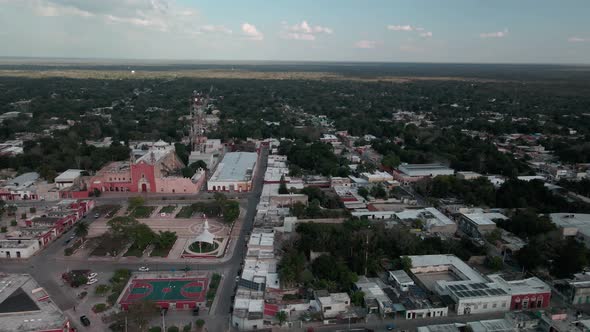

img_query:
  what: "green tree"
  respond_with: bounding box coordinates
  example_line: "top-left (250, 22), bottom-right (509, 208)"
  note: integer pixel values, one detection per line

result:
top-left (357, 187), bottom-right (369, 200)
top-left (278, 175), bottom-right (289, 195)
top-left (155, 231), bottom-right (178, 249)
top-left (128, 196), bottom-right (145, 210)
top-left (552, 238), bottom-right (588, 278)
top-left (221, 200), bottom-right (240, 224)
top-left (132, 224), bottom-right (157, 249)
top-left (382, 153), bottom-right (401, 169)
top-left (400, 256), bottom-right (413, 271)
top-left (6, 205), bottom-right (17, 216)
top-left (350, 290), bottom-right (365, 306)
top-left (189, 160), bottom-right (208, 171)
top-left (74, 222), bottom-right (89, 241)
top-left (107, 216), bottom-right (139, 235)
top-left (195, 319), bottom-right (205, 330)
top-left (276, 311), bottom-right (288, 325)
top-left (485, 256), bottom-right (504, 271)
top-left (127, 300), bottom-right (159, 332)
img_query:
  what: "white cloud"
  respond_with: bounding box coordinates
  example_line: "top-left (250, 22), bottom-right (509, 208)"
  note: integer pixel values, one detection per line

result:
top-left (281, 21), bottom-right (333, 41)
top-left (27, 0), bottom-right (94, 17)
top-left (286, 33), bottom-right (316, 41)
top-left (18, 0), bottom-right (199, 33)
top-left (568, 36), bottom-right (588, 43)
top-left (242, 23), bottom-right (263, 41)
top-left (388, 24), bottom-right (433, 39)
top-left (480, 28), bottom-right (509, 38)
top-left (199, 25), bottom-right (232, 35)
top-left (387, 25), bottom-right (416, 31)
top-left (354, 40), bottom-right (378, 49)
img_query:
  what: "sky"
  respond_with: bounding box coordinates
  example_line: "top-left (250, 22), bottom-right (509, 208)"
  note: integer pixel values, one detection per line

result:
top-left (0, 0), bottom-right (589, 64)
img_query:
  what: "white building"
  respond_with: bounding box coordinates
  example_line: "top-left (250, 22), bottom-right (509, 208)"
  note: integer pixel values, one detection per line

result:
top-left (408, 255), bottom-right (511, 316)
top-left (456, 171), bottom-right (483, 180)
top-left (314, 291), bottom-right (351, 319)
top-left (208, 152), bottom-right (258, 192)
top-left (0, 239), bottom-right (40, 259)
top-left (398, 163), bottom-right (455, 177)
top-left (54, 169), bottom-right (84, 189)
top-left (395, 207), bottom-right (457, 234)
top-left (458, 211), bottom-right (507, 238)
top-left (355, 277), bottom-right (394, 315)
top-left (550, 213), bottom-right (590, 247)
top-left (0, 274), bottom-right (71, 332)
top-left (388, 270), bottom-right (415, 292)
top-left (361, 171), bottom-right (394, 183)
top-left (231, 296), bottom-right (264, 330)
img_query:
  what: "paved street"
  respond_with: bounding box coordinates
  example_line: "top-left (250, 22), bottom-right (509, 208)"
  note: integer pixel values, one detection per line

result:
top-left (0, 146), bottom-right (269, 331)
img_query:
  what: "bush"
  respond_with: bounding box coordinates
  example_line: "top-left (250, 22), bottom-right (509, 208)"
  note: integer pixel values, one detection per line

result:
top-left (0, 226), bottom-right (7, 233)
top-left (95, 284), bottom-right (110, 296)
top-left (107, 292), bottom-right (119, 306)
top-left (21, 213), bottom-right (27, 219)
top-left (92, 303), bottom-right (108, 313)
top-left (149, 328), bottom-right (162, 332)
top-left (64, 248), bottom-right (74, 256)
top-left (10, 220), bottom-right (17, 226)
top-left (167, 326), bottom-right (179, 332)
top-left (183, 323), bottom-right (192, 332)
top-left (196, 319), bottom-right (205, 328)
top-left (29, 207), bottom-right (36, 213)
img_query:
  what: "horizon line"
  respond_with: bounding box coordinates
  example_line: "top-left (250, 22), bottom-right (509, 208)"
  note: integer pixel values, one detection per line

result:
top-left (0, 56), bottom-right (589, 67)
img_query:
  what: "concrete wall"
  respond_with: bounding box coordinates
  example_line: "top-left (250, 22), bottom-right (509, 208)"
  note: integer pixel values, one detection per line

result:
top-left (406, 307), bottom-right (448, 319)
top-left (0, 240), bottom-right (40, 259)
top-left (456, 295), bottom-right (511, 315)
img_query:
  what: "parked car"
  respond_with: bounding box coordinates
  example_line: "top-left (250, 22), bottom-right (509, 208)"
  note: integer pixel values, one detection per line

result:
top-left (192, 307), bottom-right (200, 316)
top-left (138, 266), bottom-right (150, 272)
top-left (86, 279), bottom-right (98, 285)
top-left (80, 316), bottom-right (91, 326)
top-left (88, 273), bottom-right (98, 279)
top-left (94, 213), bottom-right (100, 218)
top-left (386, 324), bottom-right (395, 331)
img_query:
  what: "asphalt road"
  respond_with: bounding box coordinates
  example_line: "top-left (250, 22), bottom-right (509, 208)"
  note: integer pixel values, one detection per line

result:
top-left (0, 146), bottom-right (269, 330)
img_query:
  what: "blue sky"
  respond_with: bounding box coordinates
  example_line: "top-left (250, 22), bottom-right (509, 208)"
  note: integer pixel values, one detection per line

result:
top-left (1, 0), bottom-right (589, 63)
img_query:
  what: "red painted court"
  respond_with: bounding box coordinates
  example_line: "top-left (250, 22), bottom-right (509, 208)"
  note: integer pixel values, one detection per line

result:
top-left (119, 277), bottom-right (208, 310)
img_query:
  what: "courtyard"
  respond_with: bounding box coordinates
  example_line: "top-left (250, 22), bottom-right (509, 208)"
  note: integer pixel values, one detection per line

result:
top-left (85, 203), bottom-right (233, 260)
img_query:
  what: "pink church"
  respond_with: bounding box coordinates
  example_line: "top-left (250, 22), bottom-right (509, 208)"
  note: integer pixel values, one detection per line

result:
top-left (88, 141), bottom-right (206, 194)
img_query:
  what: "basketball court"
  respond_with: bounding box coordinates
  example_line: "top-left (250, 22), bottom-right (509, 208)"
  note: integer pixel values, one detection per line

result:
top-left (119, 276), bottom-right (208, 309)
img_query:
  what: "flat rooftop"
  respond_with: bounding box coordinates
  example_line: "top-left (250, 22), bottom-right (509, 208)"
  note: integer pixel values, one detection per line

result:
top-left (462, 212), bottom-right (508, 226)
top-left (388, 270), bottom-right (414, 285)
top-left (0, 239), bottom-right (37, 248)
top-left (399, 163), bottom-right (452, 171)
top-left (54, 169), bottom-right (83, 182)
top-left (395, 207), bottom-right (455, 228)
top-left (210, 152), bottom-right (257, 182)
top-left (0, 274), bottom-right (67, 332)
top-left (551, 213), bottom-right (590, 233)
top-left (408, 254), bottom-right (487, 284)
top-left (487, 274), bottom-right (550, 295)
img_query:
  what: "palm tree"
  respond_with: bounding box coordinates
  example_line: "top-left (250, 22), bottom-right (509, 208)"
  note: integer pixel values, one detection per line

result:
top-left (75, 222), bottom-right (89, 242)
top-left (276, 311), bottom-right (288, 326)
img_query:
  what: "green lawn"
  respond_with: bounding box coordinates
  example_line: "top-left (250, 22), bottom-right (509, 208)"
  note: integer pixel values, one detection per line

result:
top-left (90, 234), bottom-right (129, 256)
top-left (188, 241), bottom-right (218, 253)
top-left (131, 206), bottom-right (156, 218)
top-left (150, 246), bottom-right (173, 257)
top-left (159, 205), bottom-right (176, 214)
top-left (123, 244), bottom-right (144, 257)
top-left (175, 206), bottom-right (194, 218)
top-left (93, 204), bottom-right (121, 217)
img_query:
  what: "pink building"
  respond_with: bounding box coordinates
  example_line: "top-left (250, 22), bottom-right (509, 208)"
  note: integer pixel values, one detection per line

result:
top-left (88, 141), bottom-right (206, 194)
